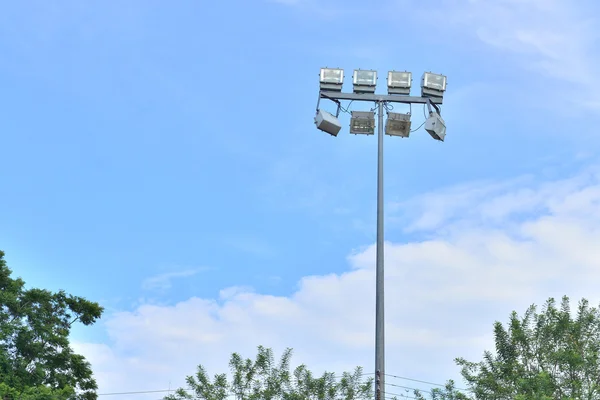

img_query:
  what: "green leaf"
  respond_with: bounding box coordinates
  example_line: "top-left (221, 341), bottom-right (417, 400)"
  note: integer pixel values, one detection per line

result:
top-left (446, 296), bottom-right (600, 399)
top-left (165, 346), bottom-right (372, 400)
top-left (0, 250), bottom-right (103, 399)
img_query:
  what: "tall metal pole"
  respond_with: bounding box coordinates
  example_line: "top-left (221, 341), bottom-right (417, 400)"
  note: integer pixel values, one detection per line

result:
top-left (317, 86), bottom-right (445, 400)
top-left (375, 101), bottom-right (385, 400)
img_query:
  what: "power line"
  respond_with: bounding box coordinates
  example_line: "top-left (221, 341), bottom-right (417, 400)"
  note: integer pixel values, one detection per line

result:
top-left (93, 372), bottom-right (466, 398)
top-left (385, 382), bottom-right (432, 395)
top-left (97, 372), bottom-right (375, 396)
top-left (384, 373), bottom-right (469, 392)
top-left (385, 394), bottom-right (418, 400)
top-left (98, 389), bottom-right (176, 396)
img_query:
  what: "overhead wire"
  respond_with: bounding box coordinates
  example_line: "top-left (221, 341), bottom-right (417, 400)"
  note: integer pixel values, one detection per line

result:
top-left (88, 372), bottom-right (467, 398)
top-left (98, 389), bottom-right (177, 396)
top-left (386, 382), bottom-right (432, 395)
top-left (97, 373), bottom-right (376, 397)
top-left (384, 373), bottom-right (469, 392)
top-left (384, 394), bottom-right (419, 400)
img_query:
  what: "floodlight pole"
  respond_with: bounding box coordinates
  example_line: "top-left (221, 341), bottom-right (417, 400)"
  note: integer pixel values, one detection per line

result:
top-left (317, 91), bottom-right (442, 400)
top-left (375, 100), bottom-right (385, 400)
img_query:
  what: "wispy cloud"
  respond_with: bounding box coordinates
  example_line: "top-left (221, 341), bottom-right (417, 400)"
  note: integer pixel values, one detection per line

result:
top-left (389, 165), bottom-right (600, 233)
top-left (470, 0), bottom-right (596, 81)
top-left (81, 165), bottom-right (600, 398)
top-left (142, 269), bottom-right (206, 292)
top-left (222, 235), bottom-right (276, 258)
top-left (425, 0), bottom-right (600, 107)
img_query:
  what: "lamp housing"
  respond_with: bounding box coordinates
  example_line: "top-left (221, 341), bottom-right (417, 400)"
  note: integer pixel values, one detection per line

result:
top-left (425, 112), bottom-right (446, 141)
top-left (349, 111), bottom-right (375, 135)
top-left (385, 112), bottom-right (412, 138)
top-left (387, 71), bottom-right (412, 95)
top-left (315, 110), bottom-right (342, 137)
top-left (353, 70), bottom-right (377, 93)
top-left (320, 68), bottom-right (344, 92)
top-left (421, 72), bottom-right (447, 98)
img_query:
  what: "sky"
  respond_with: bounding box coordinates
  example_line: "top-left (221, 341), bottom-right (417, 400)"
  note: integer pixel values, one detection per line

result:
top-left (1, 0), bottom-right (600, 398)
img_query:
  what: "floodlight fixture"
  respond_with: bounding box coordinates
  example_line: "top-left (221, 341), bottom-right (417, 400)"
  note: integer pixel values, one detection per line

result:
top-left (421, 72), bottom-right (447, 98)
top-left (387, 71), bottom-right (412, 95)
top-left (350, 111), bottom-right (375, 135)
top-left (315, 110), bottom-right (342, 136)
top-left (425, 112), bottom-right (446, 141)
top-left (385, 112), bottom-right (412, 138)
top-left (353, 69), bottom-right (377, 93)
top-left (320, 68), bottom-right (344, 92)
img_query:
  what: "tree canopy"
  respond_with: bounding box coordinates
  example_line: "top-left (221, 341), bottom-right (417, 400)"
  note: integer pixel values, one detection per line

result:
top-left (0, 250), bottom-right (104, 400)
top-left (415, 296), bottom-right (600, 400)
top-left (164, 346), bottom-right (373, 400)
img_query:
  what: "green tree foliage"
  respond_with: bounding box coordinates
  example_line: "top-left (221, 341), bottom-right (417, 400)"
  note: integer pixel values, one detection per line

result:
top-left (415, 296), bottom-right (600, 400)
top-left (0, 382), bottom-right (76, 400)
top-left (413, 380), bottom-right (469, 400)
top-left (0, 250), bottom-right (104, 400)
top-left (164, 346), bottom-right (373, 400)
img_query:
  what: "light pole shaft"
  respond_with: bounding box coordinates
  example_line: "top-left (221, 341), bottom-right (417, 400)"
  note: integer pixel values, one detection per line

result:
top-left (316, 90), bottom-right (444, 400)
top-left (375, 101), bottom-right (385, 400)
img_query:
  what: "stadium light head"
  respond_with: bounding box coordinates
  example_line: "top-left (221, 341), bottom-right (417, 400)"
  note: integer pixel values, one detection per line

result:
top-left (421, 72), bottom-right (447, 98)
top-left (320, 68), bottom-right (344, 92)
top-left (425, 112), bottom-right (446, 141)
top-left (385, 112), bottom-right (411, 138)
top-left (387, 71), bottom-right (412, 95)
top-left (350, 111), bottom-right (375, 135)
top-left (315, 110), bottom-right (342, 137)
top-left (353, 69), bottom-right (377, 94)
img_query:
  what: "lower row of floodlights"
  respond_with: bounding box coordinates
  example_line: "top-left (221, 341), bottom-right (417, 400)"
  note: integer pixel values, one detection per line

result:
top-left (314, 68), bottom-right (447, 141)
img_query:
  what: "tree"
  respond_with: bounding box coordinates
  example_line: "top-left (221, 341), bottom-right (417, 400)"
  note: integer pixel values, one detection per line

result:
top-left (413, 380), bottom-right (469, 400)
top-left (416, 296), bottom-right (600, 400)
top-left (164, 346), bottom-right (373, 400)
top-left (0, 250), bottom-right (104, 399)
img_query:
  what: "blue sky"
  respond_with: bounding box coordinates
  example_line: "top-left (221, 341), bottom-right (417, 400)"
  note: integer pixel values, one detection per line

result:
top-left (2, 0), bottom-right (600, 398)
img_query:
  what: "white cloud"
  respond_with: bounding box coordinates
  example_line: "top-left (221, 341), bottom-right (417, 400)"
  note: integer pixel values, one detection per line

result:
top-left (77, 165), bottom-right (600, 399)
top-left (389, 166), bottom-right (600, 232)
top-left (142, 269), bottom-right (206, 292)
top-left (426, 0), bottom-right (600, 108)
top-left (222, 235), bottom-right (276, 258)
